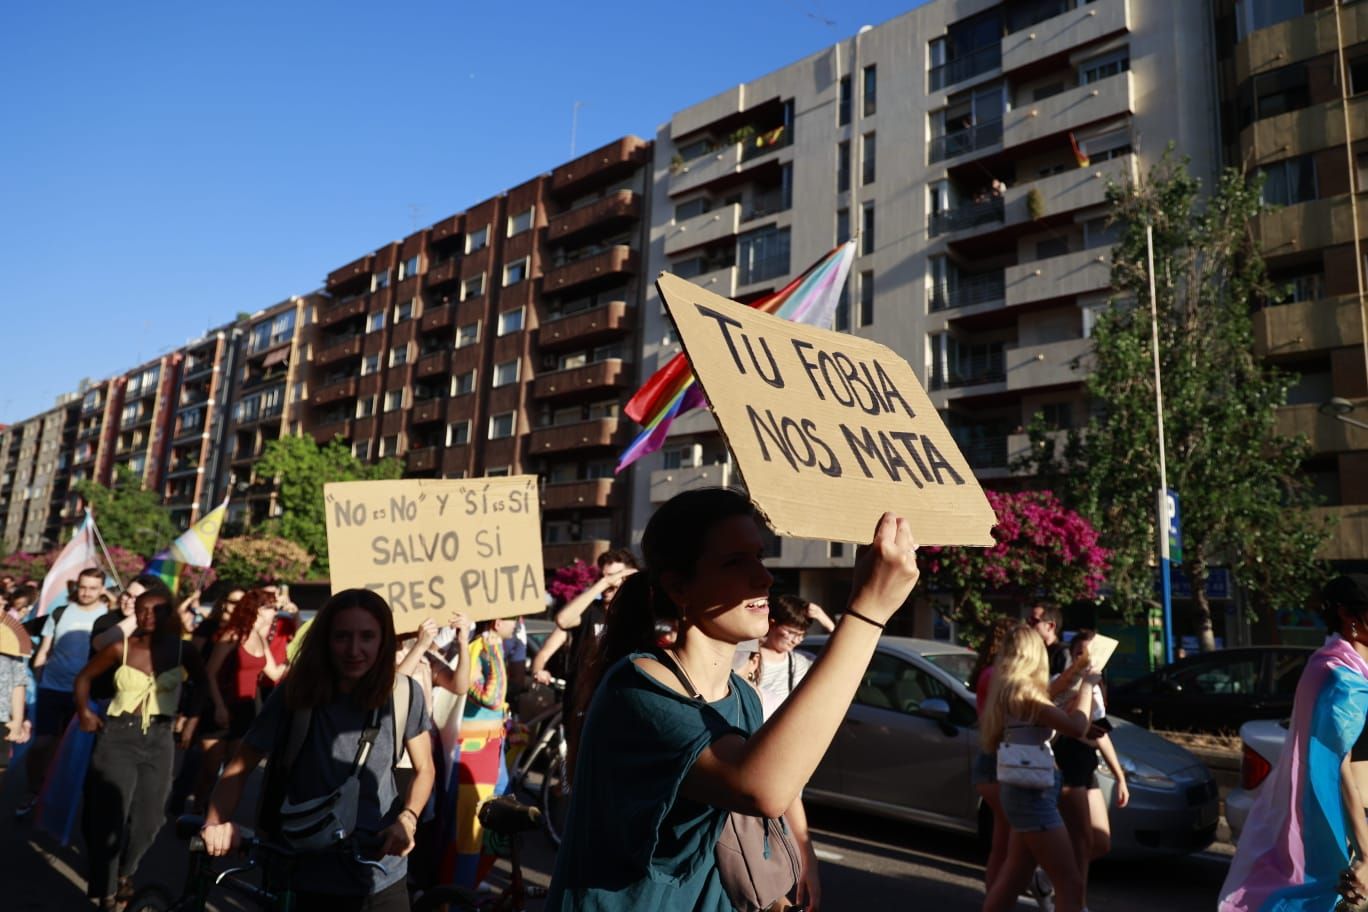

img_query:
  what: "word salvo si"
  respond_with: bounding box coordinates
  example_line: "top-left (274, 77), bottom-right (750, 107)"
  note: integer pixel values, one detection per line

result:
top-left (657, 273), bottom-right (996, 547)
top-left (323, 476), bottom-right (545, 632)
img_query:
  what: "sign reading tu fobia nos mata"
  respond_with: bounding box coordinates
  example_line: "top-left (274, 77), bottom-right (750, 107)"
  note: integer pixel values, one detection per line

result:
top-left (323, 476), bottom-right (545, 633)
top-left (657, 273), bottom-right (996, 546)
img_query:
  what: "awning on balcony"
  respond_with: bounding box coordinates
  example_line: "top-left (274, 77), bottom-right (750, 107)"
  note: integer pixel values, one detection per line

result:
top-left (262, 346), bottom-right (291, 368)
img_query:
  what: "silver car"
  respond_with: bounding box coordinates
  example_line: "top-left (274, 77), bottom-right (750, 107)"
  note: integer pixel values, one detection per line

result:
top-left (800, 636), bottom-right (1221, 857)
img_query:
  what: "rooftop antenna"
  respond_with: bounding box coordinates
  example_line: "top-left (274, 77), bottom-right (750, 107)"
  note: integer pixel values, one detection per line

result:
top-left (570, 100), bottom-right (585, 157)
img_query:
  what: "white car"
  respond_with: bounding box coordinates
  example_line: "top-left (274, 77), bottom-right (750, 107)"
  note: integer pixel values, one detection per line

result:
top-left (1224, 719), bottom-right (1287, 843)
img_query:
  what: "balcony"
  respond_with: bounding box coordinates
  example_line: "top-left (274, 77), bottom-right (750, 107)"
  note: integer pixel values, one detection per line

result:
top-left (649, 462), bottom-right (737, 505)
top-left (184, 358), bottom-right (215, 380)
top-left (1314, 505), bottom-right (1368, 562)
top-left (420, 303), bottom-right (455, 333)
top-left (315, 334), bottom-right (363, 366)
top-left (1005, 336), bottom-right (1093, 391)
top-left (542, 478), bottom-right (618, 511)
top-left (669, 127), bottom-right (792, 197)
top-left (426, 259), bottom-right (459, 288)
top-left (930, 43), bottom-right (1002, 92)
top-left (416, 350), bottom-right (451, 378)
top-left (1254, 295), bottom-right (1365, 357)
top-left (179, 386), bottom-right (210, 408)
top-left (547, 191), bottom-right (641, 244)
top-left (551, 136), bottom-right (650, 196)
top-left (1235, 0), bottom-right (1368, 84)
top-left (313, 377), bottom-right (358, 405)
top-left (1001, 0), bottom-right (1130, 73)
top-left (533, 360), bottom-right (629, 401)
top-left (1005, 249), bottom-right (1112, 309)
top-left (406, 447), bottom-right (439, 473)
top-left (1252, 192), bottom-right (1368, 255)
top-left (954, 435), bottom-right (1009, 472)
top-left (539, 300), bottom-right (631, 350)
top-left (528, 418), bottom-right (625, 453)
top-left (1001, 72), bottom-right (1133, 151)
top-left (1275, 399), bottom-right (1368, 455)
top-left (684, 264), bottom-right (738, 299)
top-left (932, 352), bottom-right (1006, 391)
top-left (930, 119), bottom-right (1003, 164)
top-left (412, 399), bottom-right (444, 425)
top-left (543, 246), bottom-right (638, 294)
top-left (311, 417), bottom-right (353, 443)
top-left (327, 255), bottom-right (372, 292)
top-left (544, 540), bottom-right (613, 567)
top-left (1243, 96), bottom-right (1368, 169)
top-left (929, 197), bottom-right (1005, 238)
top-left (1000, 155), bottom-right (1134, 229)
top-left (665, 203), bottom-right (741, 257)
top-left (317, 296), bottom-right (368, 328)
top-left (929, 271), bottom-right (1006, 312)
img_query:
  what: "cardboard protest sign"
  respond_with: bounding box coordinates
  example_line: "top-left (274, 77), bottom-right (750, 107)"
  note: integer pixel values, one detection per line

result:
top-left (323, 476), bottom-right (544, 632)
top-left (657, 272), bottom-right (996, 546)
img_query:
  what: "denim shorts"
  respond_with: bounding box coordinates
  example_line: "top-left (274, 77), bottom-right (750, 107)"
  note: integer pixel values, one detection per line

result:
top-left (1000, 768), bottom-right (1063, 832)
top-left (972, 749), bottom-right (997, 786)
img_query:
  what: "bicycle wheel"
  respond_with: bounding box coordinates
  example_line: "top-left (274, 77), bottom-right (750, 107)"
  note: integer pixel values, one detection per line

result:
top-left (540, 751), bottom-right (571, 846)
top-left (411, 884), bottom-right (480, 911)
top-left (125, 885), bottom-right (179, 912)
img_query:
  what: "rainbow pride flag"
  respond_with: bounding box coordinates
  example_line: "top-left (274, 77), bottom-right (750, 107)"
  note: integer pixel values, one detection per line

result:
top-left (144, 498), bottom-right (228, 592)
top-left (617, 240), bottom-right (857, 472)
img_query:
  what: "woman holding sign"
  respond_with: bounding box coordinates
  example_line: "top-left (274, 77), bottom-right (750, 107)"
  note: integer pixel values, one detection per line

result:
top-left (547, 488), bottom-right (921, 912)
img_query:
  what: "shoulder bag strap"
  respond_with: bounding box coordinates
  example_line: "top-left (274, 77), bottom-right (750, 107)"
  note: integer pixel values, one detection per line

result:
top-left (787, 653), bottom-right (795, 693)
top-left (352, 705), bottom-right (383, 774)
top-left (654, 649), bottom-right (703, 702)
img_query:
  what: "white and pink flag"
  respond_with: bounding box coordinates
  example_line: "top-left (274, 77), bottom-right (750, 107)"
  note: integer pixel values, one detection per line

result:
top-left (36, 510), bottom-right (100, 617)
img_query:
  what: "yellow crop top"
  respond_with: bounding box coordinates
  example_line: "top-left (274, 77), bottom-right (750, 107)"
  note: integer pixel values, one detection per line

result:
top-left (107, 638), bottom-right (184, 733)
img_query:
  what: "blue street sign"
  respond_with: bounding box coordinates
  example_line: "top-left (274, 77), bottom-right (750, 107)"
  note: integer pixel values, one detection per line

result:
top-left (1166, 489), bottom-right (1183, 563)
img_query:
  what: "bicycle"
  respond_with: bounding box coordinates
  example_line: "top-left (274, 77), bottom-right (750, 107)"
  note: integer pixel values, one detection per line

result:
top-left (411, 796), bottom-right (547, 912)
top-left (124, 814), bottom-right (472, 912)
top-left (506, 678), bottom-right (571, 845)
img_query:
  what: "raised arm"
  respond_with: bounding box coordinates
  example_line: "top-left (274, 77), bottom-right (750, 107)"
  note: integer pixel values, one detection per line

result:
top-left (531, 627), bottom-right (568, 683)
top-left (555, 568), bottom-right (633, 630)
top-left (678, 513), bottom-right (920, 819)
top-left (92, 613), bottom-right (137, 652)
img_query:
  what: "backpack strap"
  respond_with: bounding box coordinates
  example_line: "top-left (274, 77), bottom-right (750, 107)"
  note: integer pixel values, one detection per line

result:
top-left (392, 674), bottom-right (411, 769)
top-left (281, 704), bottom-right (313, 775)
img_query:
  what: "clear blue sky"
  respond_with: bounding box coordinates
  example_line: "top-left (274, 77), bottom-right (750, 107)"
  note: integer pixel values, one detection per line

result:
top-left (0, 0), bottom-right (921, 424)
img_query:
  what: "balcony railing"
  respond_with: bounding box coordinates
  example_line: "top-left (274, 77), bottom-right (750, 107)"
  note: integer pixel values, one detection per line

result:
top-left (929, 43), bottom-right (1002, 91)
top-left (739, 124), bottom-right (793, 162)
top-left (738, 251), bottom-right (791, 287)
top-left (929, 271), bottom-right (1006, 311)
top-left (930, 352), bottom-right (1007, 391)
top-left (929, 197), bottom-right (1005, 237)
top-left (929, 119), bottom-right (1003, 163)
top-left (953, 435), bottom-right (1009, 470)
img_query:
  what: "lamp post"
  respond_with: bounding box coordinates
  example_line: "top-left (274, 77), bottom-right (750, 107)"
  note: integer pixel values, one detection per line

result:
top-left (1319, 397), bottom-right (1368, 431)
top-left (1146, 224), bottom-right (1177, 664)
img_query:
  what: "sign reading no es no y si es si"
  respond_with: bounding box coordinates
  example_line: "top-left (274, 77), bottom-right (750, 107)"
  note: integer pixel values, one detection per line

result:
top-left (657, 272), bottom-right (996, 547)
top-left (323, 476), bottom-right (545, 633)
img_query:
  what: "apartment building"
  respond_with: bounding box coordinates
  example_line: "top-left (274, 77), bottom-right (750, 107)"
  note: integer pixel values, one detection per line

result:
top-left (632, 0), bottom-right (1222, 616)
top-left (163, 327), bottom-right (239, 527)
top-left (0, 395), bottom-right (79, 553)
top-left (70, 378), bottom-right (124, 493)
top-left (306, 136), bottom-right (652, 567)
top-left (110, 353), bottom-right (183, 497)
top-left (1214, 0), bottom-right (1368, 567)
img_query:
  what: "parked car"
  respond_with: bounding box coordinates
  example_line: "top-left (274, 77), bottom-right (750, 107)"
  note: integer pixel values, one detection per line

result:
top-left (800, 636), bottom-right (1221, 857)
top-left (1225, 718), bottom-right (1288, 844)
top-left (1106, 647), bottom-right (1313, 733)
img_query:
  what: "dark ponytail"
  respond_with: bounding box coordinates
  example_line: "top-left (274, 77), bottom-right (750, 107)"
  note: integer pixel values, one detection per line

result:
top-left (567, 487), bottom-right (755, 778)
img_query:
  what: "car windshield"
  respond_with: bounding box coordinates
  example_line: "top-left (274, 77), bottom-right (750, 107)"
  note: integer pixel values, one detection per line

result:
top-left (923, 652), bottom-right (976, 688)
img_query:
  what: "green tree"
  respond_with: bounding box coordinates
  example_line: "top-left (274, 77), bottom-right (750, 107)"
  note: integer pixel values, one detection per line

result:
top-left (73, 464), bottom-right (179, 560)
top-left (254, 436), bottom-right (402, 575)
top-left (1020, 152), bottom-right (1329, 650)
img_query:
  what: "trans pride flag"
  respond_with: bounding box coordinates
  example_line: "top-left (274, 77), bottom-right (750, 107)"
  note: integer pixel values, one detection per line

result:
top-left (1219, 634), bottom-right (1368, 912)
top-left (616, 240), bottom-right (857, 472)
top-left (144, 498), bottom-right (228, 592)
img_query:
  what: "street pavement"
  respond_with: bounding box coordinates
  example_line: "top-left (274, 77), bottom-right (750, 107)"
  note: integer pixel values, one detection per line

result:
top-left (0, 752), bottom-right (1232, 911)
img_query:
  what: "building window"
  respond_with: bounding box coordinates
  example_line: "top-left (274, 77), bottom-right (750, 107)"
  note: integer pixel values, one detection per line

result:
top-left (861, 203), bottom-right (875, 255)
top-left (378, 435), bottom-right (400, 458)
top-left (675, 198), bottom-right (710, 221)
top-left (372, 270), bottom-right (390, 291)
top-left (356, 397), bottom-right (376, 419)
top-left (466, 226), bottom-right (489, 253)
top-left (1260, 155), bottom-right (1317, 206)
top-left (836, 207), bottom-right (850, 245)
top-left (838, 75), bottom-right (851, 126)
top-left (493, 359), bottom-right (520, 387)
top-left (447, 421), bottom-right (471, 446)
top-left (398, 256), bottom-right (420, 280)
top-left (489, 412), bottom-right (515, 439)
top-left (394, 300), bottom-right (414, 322)
top-left (1352, 54), bottom-right (1368, 96)
top-left (863, 64), bottom-right (877, 116)
top-left (485, 466), bottom-right (511, 477)
top-left (383, 389), bottom-right (404, 412)
top-left (456, 322), bottom-right (480, 348)
top-left (1240, 62), bottom-right (1310, 127)
top-left (862, 132), bottom-right (876, 185)
top-left (859, 271), bottom-right (875, 327)
top-left (353, 441), bottom-right (371, 460)
top-left (1078, 50), bottom-right (1129, 85)
top-left (1234, 0), bottom-right (1302, 41)
top-left (837, 141), bottom-right (850, 193)
top-left (367, 311), bottom-right (385, 333)
top-left (503, 259), bottom-right (528, 286)
top-left (452, 370), bottom-right (476, 395)
top-left (389, 344), bottom-right (410, 367)
top-left (738, 226), bottom-right (791, 286)
top-left (462, 273), bottom-right (485, 300)
top-left (270, 313), bottom-right (295, 345)
top-left (508, 209), bottom-right (534, 236)
top-left (361, 353), bottom-right (380, 376)
top-left (497, 308), bottom-right (525, 336)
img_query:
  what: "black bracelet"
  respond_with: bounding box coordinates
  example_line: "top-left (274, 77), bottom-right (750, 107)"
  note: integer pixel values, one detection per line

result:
top-left (844, 609), bottom-right (885, 631)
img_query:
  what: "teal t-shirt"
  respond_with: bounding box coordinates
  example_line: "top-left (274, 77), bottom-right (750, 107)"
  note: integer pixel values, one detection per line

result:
top-left (546, 652), bottom-right (764, 912)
